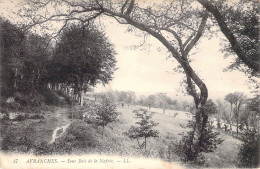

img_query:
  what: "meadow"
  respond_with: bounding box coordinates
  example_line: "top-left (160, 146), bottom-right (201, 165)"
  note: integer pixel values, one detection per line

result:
top-left (0, 103), bottom-right (241, 168)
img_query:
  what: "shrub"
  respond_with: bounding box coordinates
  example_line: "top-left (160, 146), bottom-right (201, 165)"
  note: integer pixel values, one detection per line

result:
top-left (14, 114), bottom-right (27, 121)
top-left (61, 121), bottom-right (101, 149)
top-left (93, 98), bottom-right (119, 138)
top-left (29, 114), bottom-right (44, 119)
top-left (124, 108), bottom-right (159, 154)
top-left (2, 128), bottom-right (33, 152)
top-left (14, 91), bottom-right (44, 107)
top-left (68, 109), bottom-right (84, 119)
top-left (33, 141), bottom-right (72, 155)
top-left (173, 123), bottom-right (224, 165)
top-left (237, 130), bottom-right (260, 168)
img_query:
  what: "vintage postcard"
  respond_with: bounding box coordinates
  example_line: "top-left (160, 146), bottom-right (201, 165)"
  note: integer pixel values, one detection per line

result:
top-left (0, 0), bottom-right (259, 168)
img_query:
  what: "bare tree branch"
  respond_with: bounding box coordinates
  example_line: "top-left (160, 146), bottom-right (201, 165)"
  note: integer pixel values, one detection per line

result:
top-left (60, 0), bottom-right (87, 10)
top-left (121, 0), bottom-right (130, 14)
top-left (125, 0), bottom-right (135, 15)
top-left (183, 33), bottom-right (195, 49)
top-left (162, 28), bottom-right (184, 55)
top-left (184, 12), bottom-right (208, 56)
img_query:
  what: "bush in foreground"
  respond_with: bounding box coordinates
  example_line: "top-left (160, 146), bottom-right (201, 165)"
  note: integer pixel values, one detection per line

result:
top-left (173, 122), bottom-right (224, 165)
top-left (237, 130), bottom-right (259, 168)
top-left (124, 108), bottom-right (159, 155)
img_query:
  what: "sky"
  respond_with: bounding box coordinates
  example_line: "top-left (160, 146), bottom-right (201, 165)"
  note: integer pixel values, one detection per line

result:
top-left (95, 18), bottom-right (256, 100)
top-left (0, 0), bottom-right (258, 100)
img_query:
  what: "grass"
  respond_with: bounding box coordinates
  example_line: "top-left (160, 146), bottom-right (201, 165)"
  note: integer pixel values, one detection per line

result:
top-left (0, 104), bottom-right (242, 168)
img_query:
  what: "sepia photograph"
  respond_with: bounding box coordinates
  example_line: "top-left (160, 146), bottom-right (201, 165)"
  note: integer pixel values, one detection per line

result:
top-left (0, 0), bottom-right (259, 168)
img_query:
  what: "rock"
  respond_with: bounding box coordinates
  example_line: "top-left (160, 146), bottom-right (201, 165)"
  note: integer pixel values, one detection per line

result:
top-left (6, 97), bottom-right (15, 103)
top-left (0, 113), bottom-right (6, 119)
top-left (9, 112), bottom-right (19, 120)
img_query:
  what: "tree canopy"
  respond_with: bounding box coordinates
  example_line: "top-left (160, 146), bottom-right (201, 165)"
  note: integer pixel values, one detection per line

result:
top-left (197, 0), bottom-right (259, 75)
top-left (51, 24), bottom-right (117, 89)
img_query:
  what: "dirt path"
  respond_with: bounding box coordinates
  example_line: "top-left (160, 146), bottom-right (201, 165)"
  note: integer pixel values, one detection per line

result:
top-left (49, 107), bottom-right (72, 144)
top-left (49, 123), bottom-right (71, 144)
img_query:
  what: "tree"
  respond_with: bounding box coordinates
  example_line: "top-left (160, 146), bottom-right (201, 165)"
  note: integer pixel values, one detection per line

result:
top-left (203, 99), bottom-right (217, 115)
top-left (23, 33), bottom-right (50, 91)
top-left (174, 99), bottom-right (223, 164)
top-left (126, 90), bottom-right (136, 106)
top-left (52, 24), bottom-right (117, 105)
top-left (246, 96), bottom-right (260, 133)
top-left (95, 97), bottom-right (119, 138)
top-left (197, 0), bottom-right (259, 75)
top-left (0, 17), bottom-right (50, 97)
top-left (216, 100), bottom-right (224, 128)
top-left (0, 18), bottom-right (22, 97)
top-left (147, 95), bottom-right (156, 108)
top-left (124, 108), bottom-right (159, 154)
top-left (224, 93), bottom-right (236, 134)
top-left (225, 92), bottom-right (246, 136)
top-left (138, 95), bottom-right (146, 106)
top-left (156, 93), bottom-right (167, 109)
top-left (237, 96), bottom-right (259, 167)
top-left (117, 91), bottom-right (128, 103)
top-left (233, 92), bottom-right (246, 136)
top-left (16, 0), bottom-right (221, 162)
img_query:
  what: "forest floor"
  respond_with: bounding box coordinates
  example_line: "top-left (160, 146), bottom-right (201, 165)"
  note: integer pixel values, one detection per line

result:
top-left (0, 104), bottom-right (241, 168)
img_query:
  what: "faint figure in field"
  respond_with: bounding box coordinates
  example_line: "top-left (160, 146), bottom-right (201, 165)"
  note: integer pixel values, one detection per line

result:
top-left (224, 124), bottom-right (228, 133)
top-left (173, 112), bottom-right (178, 118)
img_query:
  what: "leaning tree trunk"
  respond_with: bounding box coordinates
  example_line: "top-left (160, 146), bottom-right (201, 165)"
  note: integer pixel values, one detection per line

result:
top-left (101, 5), bottom-right (209, 161)
top-left (181, 61), bottom-right (209, 160)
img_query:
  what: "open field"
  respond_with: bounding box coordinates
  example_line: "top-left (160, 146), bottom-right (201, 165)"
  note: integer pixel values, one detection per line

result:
top-left (0, 104), bottom-right (242, 168)
top-left (116, 105), bottom-right (242, 168)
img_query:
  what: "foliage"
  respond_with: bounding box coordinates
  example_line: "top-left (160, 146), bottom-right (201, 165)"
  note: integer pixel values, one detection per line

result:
top-left (34, 121), bottom-right (102, 155)
top-left (225, 92), bottom-right (246, 136)
top-left (197, 0), bottom-right (259, 75)
top-left (124, 108), bottom-right (159, 153)
top-left (239, 95), bottom-right (260, 133)
top-left (0, 18), bottom-right (23, 97)
top-left (247, 95), bottom-right (260, 113)
top-left (221, 0), bottom-right (259, 75)
top-left (94, 98), bottom-right (119, 137)
top-left (63, 121), bottom-right (102, 148)
top-left (203, 99), bottom-right (217, 115)
top-left (237, 130), bottom-right (260, 167)
top-left (33, 141), bottom-right (72, 155)
top-left (51, 24), bottom-right (117, 98)
top-left (0, 17), bottom-right (117, 108)
top-left (1, 126), bottom-right (34, 152)
top-left (173, 123), bottom-right (224, 165)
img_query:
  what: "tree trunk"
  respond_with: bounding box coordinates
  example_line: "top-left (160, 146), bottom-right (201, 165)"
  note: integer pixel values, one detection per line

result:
top-left (102, 7), bottom-right (210, 161)
top-left (102, 125), bottom-right (105, 139)
top-left (229, 104), bottom-right (233, 135)
top-left (144, 136), bottom-right (147, 154)
top-left (136, 138), bottom-right (142, 151)
top-left (236, 119), bottom-right (239, 136)
top-left (217, 118), bottom-right (221, 129)
top-left (14, 67), bottom-right (18, 89)
top-left (79, 90), bottom-right (84, 106)
top-left (236, 107), bottom-right (239, 136)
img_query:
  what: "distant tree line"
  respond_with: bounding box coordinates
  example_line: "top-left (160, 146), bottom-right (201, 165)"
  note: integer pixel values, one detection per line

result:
top-left (94, 91), bottom-right (191, 111)
top-left (213, 93), bottom-right (259, 137)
